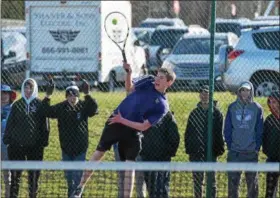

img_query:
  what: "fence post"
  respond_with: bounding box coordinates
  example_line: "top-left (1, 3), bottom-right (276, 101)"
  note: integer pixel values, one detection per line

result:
top-left (206, 0), bottom-right (216, 198)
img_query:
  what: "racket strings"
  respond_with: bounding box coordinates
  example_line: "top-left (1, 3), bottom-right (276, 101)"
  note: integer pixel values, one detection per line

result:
top-left (105, 13), bottom-right (129, 43)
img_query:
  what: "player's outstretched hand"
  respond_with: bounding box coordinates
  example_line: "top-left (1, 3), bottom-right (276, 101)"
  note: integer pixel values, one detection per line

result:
top-left (108, 111), bottom-right (124, 125)
top-left (123, 62), bottom-right (132, 74)
top-left (81, 79), bottom-right (90, 95)
top-left (46, 78), bottom-right (55, 96)
top-left (69, 186), bottom-right (84, 198)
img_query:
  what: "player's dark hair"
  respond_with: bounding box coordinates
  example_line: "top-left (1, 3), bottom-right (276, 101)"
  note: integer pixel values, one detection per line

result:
top-left (158, 68), bottom-right (176, 82)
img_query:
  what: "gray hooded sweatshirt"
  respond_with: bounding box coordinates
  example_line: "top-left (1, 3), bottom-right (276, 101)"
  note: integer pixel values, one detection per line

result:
top-left (224, 81), bottom-right (264, 153)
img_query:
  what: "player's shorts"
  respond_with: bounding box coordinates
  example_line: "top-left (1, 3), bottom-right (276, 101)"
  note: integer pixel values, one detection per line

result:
top-left (96, 117), bottom-right (142, 161)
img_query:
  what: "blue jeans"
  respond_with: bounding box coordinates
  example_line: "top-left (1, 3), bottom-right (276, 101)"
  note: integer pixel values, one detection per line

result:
top-left (62, 152), bottom-right (86, 198)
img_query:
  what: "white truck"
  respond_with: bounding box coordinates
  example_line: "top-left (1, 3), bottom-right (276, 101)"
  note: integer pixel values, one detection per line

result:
top-left (25, 1), bottom-right (147, 91)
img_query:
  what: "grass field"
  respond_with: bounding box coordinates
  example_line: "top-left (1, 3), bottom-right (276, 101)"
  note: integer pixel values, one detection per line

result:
top-left (1, 90), bottom-right (275, 197)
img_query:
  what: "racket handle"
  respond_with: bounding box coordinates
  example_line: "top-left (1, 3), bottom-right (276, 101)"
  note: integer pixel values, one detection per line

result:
top-left (122, 50), bottom-right (129, 73)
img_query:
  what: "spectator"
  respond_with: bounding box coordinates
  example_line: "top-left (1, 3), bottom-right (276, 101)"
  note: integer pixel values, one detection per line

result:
top-left (71, 63), bottom-right (176, 198)
top-left (41, 80), bottom-right (98, 198)
top-left (3, 78), bottom-right (50, 198)
top-left (141, 110), bottom-right (180, 198)
top-left (263, 91), bottom-right (280, 198)
top-left (1, 84), bottom-right (17, 198)
top-left (224, 81), bottom-right (264, 198)
top-left (184, 85), bottom-right (224, 198)
top-left (114, 143), bottom-right (147, 198)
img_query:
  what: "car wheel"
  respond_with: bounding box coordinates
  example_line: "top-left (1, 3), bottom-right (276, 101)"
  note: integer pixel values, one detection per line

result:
top-left (253, 75), bottom-right (279, 97)
top-left (108, 71), bottom-right (116, 92)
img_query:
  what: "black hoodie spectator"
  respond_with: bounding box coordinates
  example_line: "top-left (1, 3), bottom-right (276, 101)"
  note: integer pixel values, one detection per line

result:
top-left (3, 78), bottom-right (49, 198)
top-left (42, 91), bottom-right (98, 157)
top-left (263, 91), bottom-right (280, 198)
top-left (184, 101), bottom-right (225, 158)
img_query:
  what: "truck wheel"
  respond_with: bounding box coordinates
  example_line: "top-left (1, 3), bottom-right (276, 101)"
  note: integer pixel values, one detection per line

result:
top-left (252, 73), bottom-right (279, 97)
top-left (108, 71), bottom-right (116, 92)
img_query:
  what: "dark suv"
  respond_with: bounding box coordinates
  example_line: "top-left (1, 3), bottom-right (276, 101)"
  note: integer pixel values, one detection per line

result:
top-left (147, 26), bottom-right (188, 74)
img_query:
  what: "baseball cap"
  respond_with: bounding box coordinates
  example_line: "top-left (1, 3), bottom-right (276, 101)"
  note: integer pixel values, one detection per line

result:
top-left (238, 82), bottom-right (251, 90)
top-left (65, 82), bottom-right (80, 97)
top-left (199, 85), bottom-right (209, 93)
top-left (1, 84), bottom-right (17, 102)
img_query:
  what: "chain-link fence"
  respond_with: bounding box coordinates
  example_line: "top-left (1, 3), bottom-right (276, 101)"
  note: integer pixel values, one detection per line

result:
top-left (1, 1), bottom-right (280, 198)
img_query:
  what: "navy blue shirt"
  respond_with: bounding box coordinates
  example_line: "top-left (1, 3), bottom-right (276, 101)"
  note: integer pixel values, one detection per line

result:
top-left (114, 76), bottom-right (169, 126)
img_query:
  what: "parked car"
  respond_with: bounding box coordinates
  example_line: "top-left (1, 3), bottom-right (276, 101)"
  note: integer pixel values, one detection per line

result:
top-left (253, 16), bottom-right (280, 21)
top-left (147, 25), bottom-right (188, 74)
top-left (132, 27), bottom-right (155, 45)
top-left (188, 24), bottom-right (210, 35)
top-left (2, 26), bottom-right (26, 37)
top-left (215, 17), bottom-right (279, 37)
top-left (162, 32), bottom-right (239, 91)
top-left (1, 31), bottom-right (27, 88)
top-left (219, 26), bottom-right (280, 96)
top-left (139, 17), bottom-right (186, 28)
top-left (214, 18), bottom-right (251, 37)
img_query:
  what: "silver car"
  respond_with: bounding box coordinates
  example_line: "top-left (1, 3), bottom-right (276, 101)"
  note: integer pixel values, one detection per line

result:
top-left (162, 32), bottom-right (239, 91)
top-left (219, 26), bottom-right (280, 96)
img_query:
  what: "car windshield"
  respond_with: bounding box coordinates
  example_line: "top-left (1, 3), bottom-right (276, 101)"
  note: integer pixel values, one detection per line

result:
top-left (140, 21), bottom-right (174, 28)
top-left (150, 29), bottom-right (186, 48)
top-left (216, 23), bottom-right (241, 37)
top-left (173, 37), bottom-right (228, 55)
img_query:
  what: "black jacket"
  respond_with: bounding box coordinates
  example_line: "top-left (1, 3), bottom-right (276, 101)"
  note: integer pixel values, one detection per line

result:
top-left (42, 95), bottom-right (98, 156)
top-left (184, 101), bottom-right (225, 158)
top-left (262, 114), bottom-right (280, 161)
top-left (3, 98), bottom-right (49, 147)
top-left (141, 111), bottom-right (180, 161)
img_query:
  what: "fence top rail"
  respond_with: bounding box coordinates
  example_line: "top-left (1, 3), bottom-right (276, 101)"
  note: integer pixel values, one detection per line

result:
top-left (1, 161), bottom-right (279, 172)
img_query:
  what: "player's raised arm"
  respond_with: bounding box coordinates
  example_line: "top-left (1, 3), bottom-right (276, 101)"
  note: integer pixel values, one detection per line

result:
top-left (123, 62), bottom-right (134, 94)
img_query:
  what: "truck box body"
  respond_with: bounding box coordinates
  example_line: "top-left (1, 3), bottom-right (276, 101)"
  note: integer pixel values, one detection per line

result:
top-left (25, 1), bottom-right (141, 89)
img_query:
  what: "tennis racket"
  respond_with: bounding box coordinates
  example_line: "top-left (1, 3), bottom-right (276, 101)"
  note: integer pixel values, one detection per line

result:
top-left (104, 11), bottom-right (130, 72)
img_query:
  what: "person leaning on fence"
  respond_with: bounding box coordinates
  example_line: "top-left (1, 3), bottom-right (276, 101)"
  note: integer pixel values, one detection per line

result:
top-left (224, 81), bottom-right (264, 198)
top-left (140, 110), bottom-right (180, 198)
top-left (3, 78), bottom-right (50, 198)
top-left (1, 84), bottom-right (17, 198)
top-left (41, 79), bottom-right (98, 198)
top-left (70, 62), bottom-right (176, 198)
top-left (184, 85), bottom-right (225, 198)
top-left (262, 91), bottom-right (280, 198)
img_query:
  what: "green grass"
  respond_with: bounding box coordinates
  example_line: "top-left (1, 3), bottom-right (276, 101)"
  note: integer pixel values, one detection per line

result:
top-left (1, 91), bottom-right (273, 197)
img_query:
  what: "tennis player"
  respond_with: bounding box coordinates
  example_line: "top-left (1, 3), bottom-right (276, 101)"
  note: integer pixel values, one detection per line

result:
top-left (71, 63), bottom-right (176, 198)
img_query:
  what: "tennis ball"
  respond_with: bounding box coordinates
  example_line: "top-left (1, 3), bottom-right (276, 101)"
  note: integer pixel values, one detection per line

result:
top-left (112, 18), bottom-right (118, 25)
